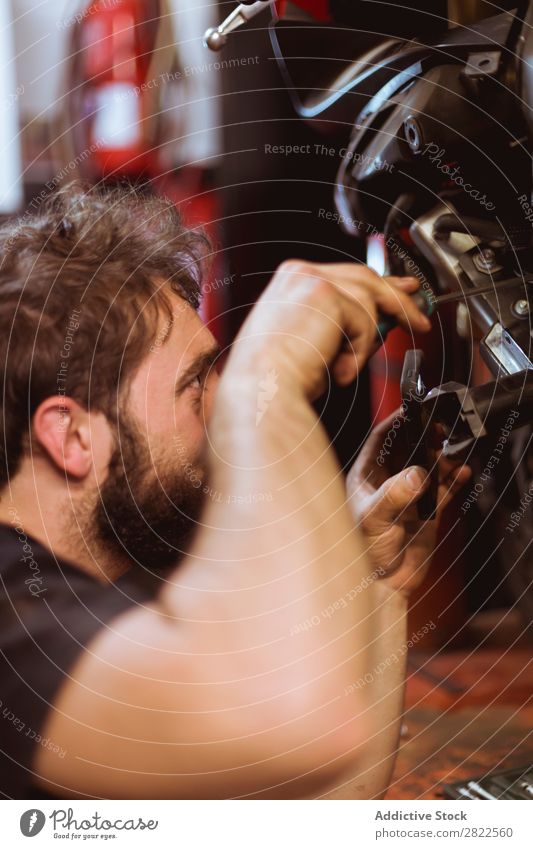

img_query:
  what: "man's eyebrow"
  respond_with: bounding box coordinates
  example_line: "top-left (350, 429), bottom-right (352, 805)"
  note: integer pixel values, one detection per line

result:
top-left (174, 343), bottom-right (222, 395)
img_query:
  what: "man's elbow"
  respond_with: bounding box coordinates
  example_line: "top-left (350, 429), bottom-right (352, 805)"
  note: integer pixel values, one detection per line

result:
top-left (246, 683), bottom-right (376, 797)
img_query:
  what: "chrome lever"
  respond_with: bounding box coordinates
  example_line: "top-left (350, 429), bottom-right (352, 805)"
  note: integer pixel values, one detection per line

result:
top-left (203, 1), bottom-right (273, 51)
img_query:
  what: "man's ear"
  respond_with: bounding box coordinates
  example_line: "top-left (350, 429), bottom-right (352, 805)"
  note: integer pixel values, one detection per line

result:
top-left (32, 396), bottom-right (93, 479)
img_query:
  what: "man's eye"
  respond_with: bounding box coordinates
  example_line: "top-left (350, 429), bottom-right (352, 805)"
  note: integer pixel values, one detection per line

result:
top-left (189, 374), bottom-right (203, 391)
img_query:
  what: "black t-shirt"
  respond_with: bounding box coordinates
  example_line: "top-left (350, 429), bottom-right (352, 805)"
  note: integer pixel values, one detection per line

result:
top-left (0, 521), bottom-right (157, 799)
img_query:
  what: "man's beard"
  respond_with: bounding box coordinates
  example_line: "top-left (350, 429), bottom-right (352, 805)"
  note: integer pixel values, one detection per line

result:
top-left (90, 416), bottom-right (206, 586)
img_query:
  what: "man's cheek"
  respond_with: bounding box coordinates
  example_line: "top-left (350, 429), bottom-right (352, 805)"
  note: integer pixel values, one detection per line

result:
top-left (167, 429), bottom-right (201, 477)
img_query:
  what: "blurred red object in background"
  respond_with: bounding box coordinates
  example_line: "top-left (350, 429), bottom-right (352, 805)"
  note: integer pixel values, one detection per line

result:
top-left (66, 0), bottom-right (175, 181)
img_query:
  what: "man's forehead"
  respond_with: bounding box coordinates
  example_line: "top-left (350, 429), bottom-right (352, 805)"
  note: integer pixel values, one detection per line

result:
top-left (165, 295), bottom-right (211, 353)
top-left (126, 292), bottom-right (218, 411)
top-left (154, 293), bottom-right (219, 380)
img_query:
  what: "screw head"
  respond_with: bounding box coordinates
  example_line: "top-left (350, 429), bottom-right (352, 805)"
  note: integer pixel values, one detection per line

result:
top-left (513, 299), bottom-right (530, 317)
top-left (473, 248), bottom-right (497, 273)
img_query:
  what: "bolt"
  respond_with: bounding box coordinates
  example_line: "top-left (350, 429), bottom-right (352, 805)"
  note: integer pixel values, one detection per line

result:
top-left (473, 247), bottom-right (497, 273)
top-left (513, 299), bottom-right (530, 317)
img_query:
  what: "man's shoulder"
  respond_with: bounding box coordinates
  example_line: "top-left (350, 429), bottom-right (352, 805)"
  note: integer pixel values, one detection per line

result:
top-left (0, 520), bottom-right (157, 600)
top-left (0, 520), bottom-right (158, 799)
top-left (0, 519), bottom-right (156, 646)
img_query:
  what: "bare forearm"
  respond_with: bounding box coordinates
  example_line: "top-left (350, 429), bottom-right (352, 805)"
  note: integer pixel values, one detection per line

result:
top-left (322, 584), bottom-right (408, 798)
top-left (163, 369), bottom-right (379, 693)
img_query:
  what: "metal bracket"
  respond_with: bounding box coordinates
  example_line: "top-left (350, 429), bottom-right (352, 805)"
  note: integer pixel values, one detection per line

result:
top-left (463, 50), bottom-right (501, 78)
top-left (484, 322), bottom-right (533, 374)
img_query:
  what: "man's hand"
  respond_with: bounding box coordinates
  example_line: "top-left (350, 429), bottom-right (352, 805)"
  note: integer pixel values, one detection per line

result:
top-left (346, 411), bottom-right (471, 599)
top-left (225, 262), bottom-right (431, 400)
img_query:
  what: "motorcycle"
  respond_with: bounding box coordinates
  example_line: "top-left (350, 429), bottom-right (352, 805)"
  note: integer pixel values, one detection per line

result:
top-left (204, 0), bottom-right (533, 630)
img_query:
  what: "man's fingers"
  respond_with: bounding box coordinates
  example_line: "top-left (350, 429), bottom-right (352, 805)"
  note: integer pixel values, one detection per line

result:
top-left (331, 288), bottom-right (379, 384)
top-left (326, 269), bottom-right (432, 386)
top-left (363, 465), bottom-right (429, 533)
top-left (375, 280), bottom-right (432, 335)
top-left (438, 463), bottom-right (472, 509)
top-left (351, 409), bottom-right (406, 482)
top-left (386, 275), bottom-right (420, 293)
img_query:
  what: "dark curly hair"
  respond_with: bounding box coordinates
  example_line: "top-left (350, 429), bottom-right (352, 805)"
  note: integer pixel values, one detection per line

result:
top-left (0, 181), bottom-right (207, 489)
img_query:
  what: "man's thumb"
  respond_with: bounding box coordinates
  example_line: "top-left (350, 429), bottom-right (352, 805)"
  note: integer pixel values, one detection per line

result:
top-left (367, 466), bottom-right (429, 529)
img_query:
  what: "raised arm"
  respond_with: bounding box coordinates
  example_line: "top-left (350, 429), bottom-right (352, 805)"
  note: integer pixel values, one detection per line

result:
top-left (34, 261), bottom-right (430, 799)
